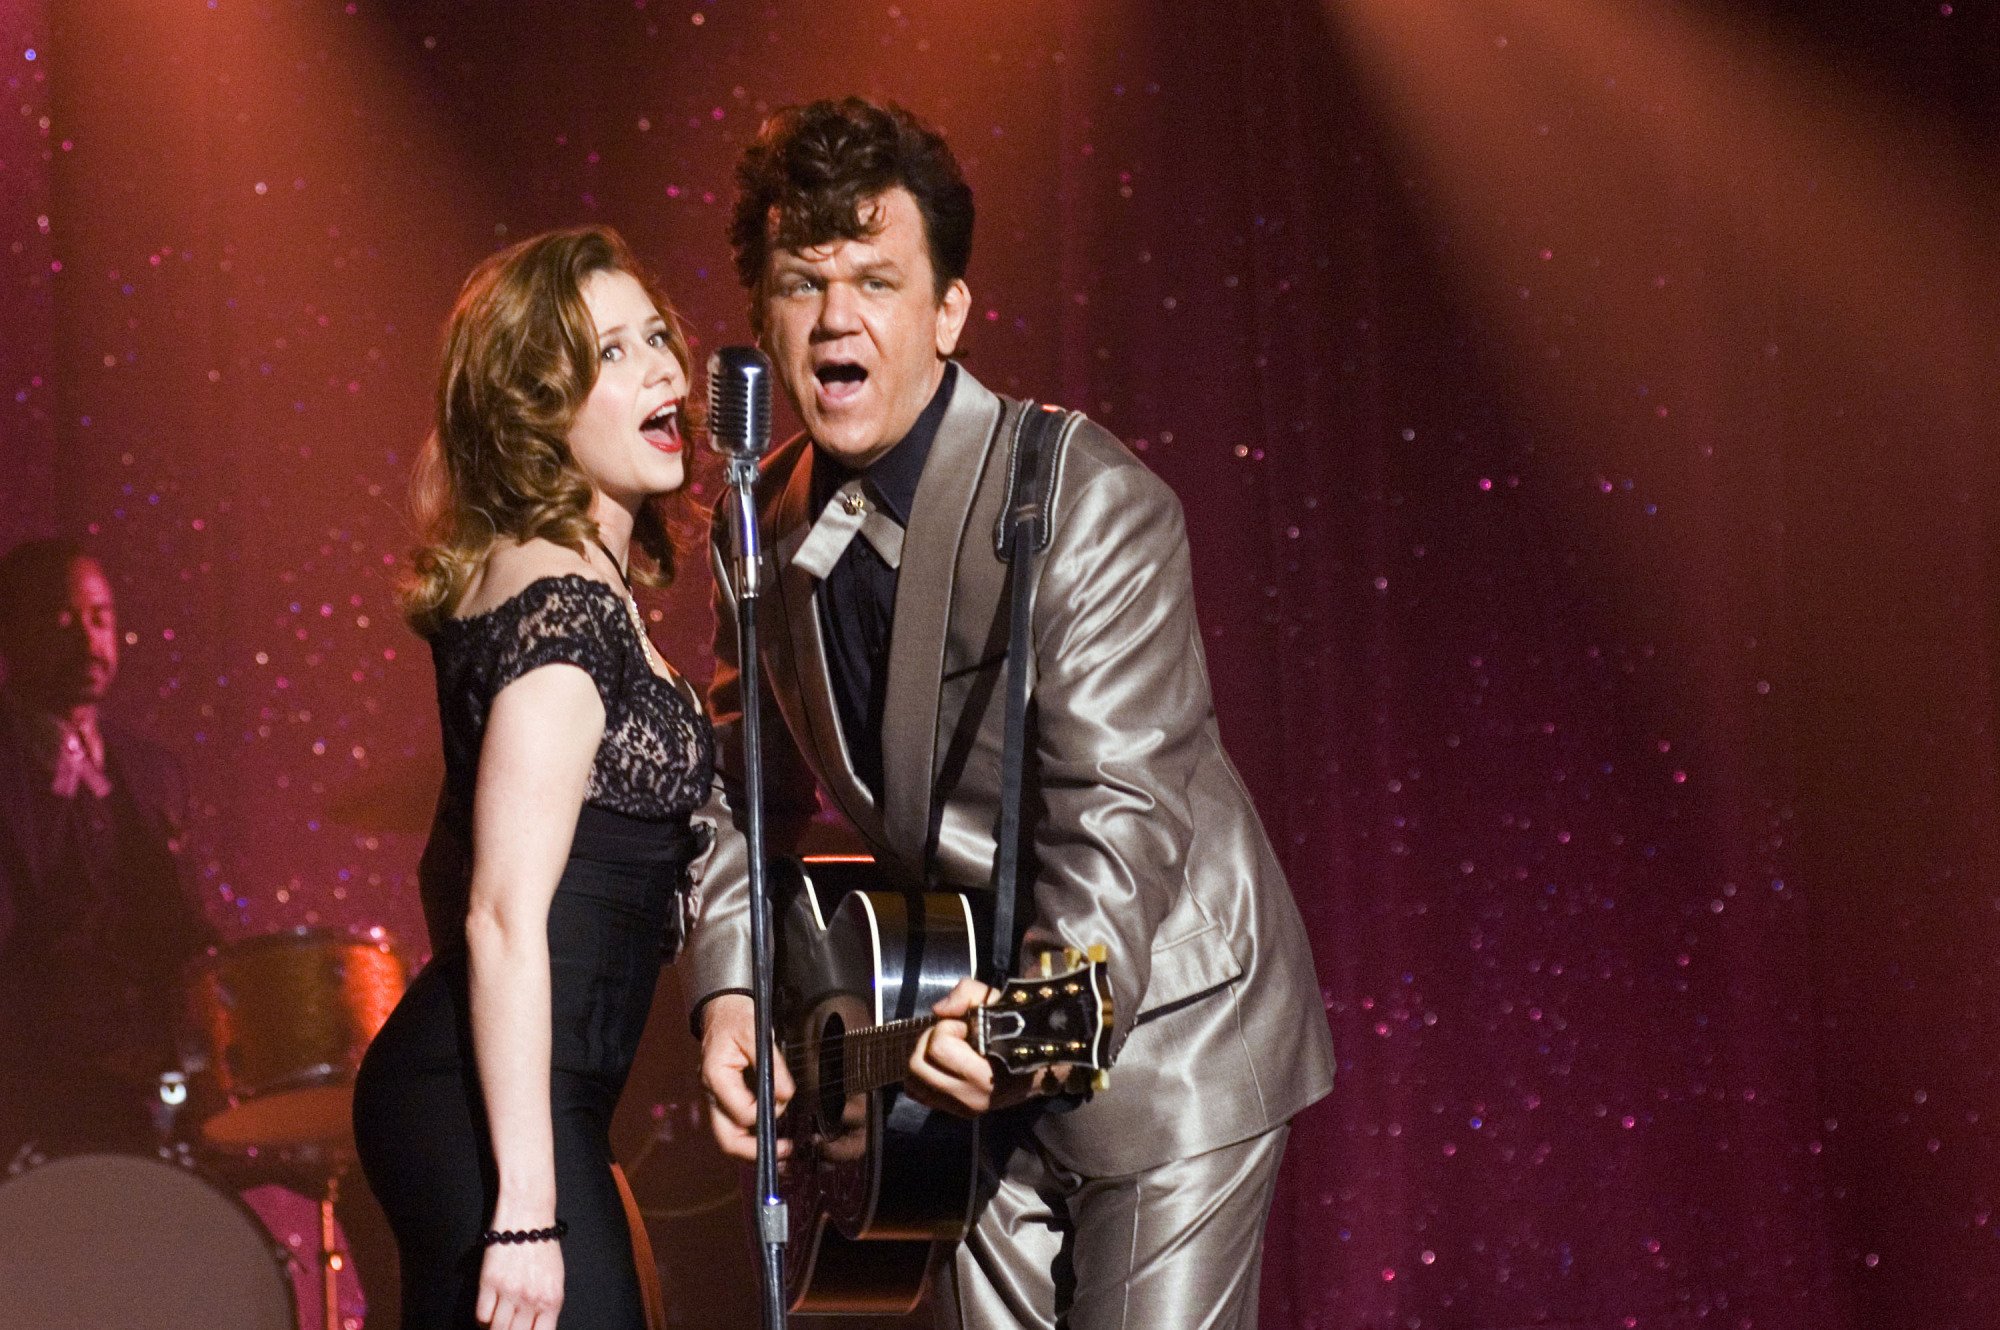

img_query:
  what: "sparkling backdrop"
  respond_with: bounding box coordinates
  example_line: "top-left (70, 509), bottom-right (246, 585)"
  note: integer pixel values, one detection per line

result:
top-left (5, 2), bottom-right (2000, 1329)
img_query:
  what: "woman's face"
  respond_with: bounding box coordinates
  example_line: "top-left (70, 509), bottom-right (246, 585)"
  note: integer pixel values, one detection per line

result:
top-left (566, 268), bottom-right (689, 507)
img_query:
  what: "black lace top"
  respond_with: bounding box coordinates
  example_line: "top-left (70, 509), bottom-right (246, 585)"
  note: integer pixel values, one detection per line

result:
top-left (385, 574), bottom-right (717, 1078)
top-left (427, 574), bottom-right (714, 821)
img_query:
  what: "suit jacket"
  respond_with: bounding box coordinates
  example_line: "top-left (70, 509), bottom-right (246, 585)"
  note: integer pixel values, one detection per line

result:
top-left (683, 367), bottom-right (1334, 1175)
top-left (0, 699), bottom-right (202, 959)
top-left (0, 696), bottom-right (214, 1139)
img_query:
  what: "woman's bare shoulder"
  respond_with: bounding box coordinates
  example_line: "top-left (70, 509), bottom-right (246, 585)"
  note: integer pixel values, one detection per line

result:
top-left (453, 538), bottom-right (614, 620)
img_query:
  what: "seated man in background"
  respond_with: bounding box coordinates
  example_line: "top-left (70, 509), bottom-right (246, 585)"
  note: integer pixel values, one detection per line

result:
top-left (0, 537), bottom-right (214, 1154)
top-left (0, 536), bottom-right (400, 1326)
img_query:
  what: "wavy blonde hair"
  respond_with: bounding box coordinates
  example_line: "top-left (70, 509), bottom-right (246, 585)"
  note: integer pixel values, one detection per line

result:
top-left (400, 226), bottom-right (700, 636)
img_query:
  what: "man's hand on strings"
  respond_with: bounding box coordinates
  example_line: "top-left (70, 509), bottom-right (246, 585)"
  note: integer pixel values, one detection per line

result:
top-left (699, 992), bottom-right (794, 1162)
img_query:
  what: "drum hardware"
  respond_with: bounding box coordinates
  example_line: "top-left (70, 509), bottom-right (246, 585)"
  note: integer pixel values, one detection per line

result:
top-left (238, 1166), bottom-right (361, 1330)
top-left (316, 1168), bottom-right (348, 1330)
top-left (154, 1066), bottom-right (198, 1141)
top-left (0, 927), bottom-right (392, 1327)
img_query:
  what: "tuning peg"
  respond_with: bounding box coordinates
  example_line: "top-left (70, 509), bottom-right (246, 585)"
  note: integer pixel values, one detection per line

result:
top-left (1093, 1070), bottom-right (1110, 1092)
top-left (1087, 943), bottom-right (1108, 964)
top-left (1062, 946), bottom-right (1081, 969)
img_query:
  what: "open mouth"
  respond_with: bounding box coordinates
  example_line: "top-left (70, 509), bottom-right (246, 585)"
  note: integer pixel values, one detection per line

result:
top-left (814, 362), bottom-right (868, 402)
top-left (640, 402), bottom-right (682, 452)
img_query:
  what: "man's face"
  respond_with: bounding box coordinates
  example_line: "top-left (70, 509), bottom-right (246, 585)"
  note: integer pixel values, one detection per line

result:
top-left (7, 557), bottom-right (119, 710)
top-left (758, 186), bottom-right (971, 468)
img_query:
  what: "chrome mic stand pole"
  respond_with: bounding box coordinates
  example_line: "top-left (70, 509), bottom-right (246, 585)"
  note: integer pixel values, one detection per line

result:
top-left (709, 347), bottom-right (787, 1330)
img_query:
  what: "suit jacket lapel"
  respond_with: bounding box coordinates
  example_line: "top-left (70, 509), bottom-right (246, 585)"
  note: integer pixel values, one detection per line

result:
top-left (880, 372), bottom-right (1004, 873)
top-left (771, 441), bottom-right (887, 845)
top-left (0, 712), bottom-right (47, 890)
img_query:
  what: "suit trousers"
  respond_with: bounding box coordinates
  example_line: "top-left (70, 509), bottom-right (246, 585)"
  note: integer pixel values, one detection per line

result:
top-left (934, 1121), bottom-right (1291, 1330)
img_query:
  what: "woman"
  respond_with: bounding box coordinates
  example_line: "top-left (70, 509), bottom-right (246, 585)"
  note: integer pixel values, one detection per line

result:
top-left (354, 225), bottom-right (715, 1329)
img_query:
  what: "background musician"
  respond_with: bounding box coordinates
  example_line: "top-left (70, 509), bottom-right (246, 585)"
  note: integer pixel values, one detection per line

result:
top-left (0, 537), bottom-right (214, 1155)
top-left (0, 535), bottom-right (402, 1327)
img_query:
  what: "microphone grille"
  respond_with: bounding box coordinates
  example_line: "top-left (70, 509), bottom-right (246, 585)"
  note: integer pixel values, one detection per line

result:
top-left (706, 346), bottom-right (772, 457)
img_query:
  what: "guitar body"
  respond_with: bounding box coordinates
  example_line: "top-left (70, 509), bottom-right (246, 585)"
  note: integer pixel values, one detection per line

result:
top-left (775, 858), bottom-right (981, 1314)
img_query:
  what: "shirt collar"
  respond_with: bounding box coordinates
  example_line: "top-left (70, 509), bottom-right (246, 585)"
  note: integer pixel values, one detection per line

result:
top-left (812, 361), bottom-right (958, 526)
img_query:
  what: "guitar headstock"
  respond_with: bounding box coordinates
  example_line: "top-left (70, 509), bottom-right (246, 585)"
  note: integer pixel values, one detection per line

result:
top-left (976, 945), bottom-right (1115, 1089)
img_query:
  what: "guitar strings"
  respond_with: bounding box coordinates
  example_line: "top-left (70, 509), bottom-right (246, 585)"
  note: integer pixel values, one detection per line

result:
top-left (774, 1013), bottom-right (939, 1064)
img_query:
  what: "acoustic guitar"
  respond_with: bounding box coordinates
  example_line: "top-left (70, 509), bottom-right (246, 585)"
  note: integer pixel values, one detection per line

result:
top-left (772, 856), bottom-right (1114, 1314)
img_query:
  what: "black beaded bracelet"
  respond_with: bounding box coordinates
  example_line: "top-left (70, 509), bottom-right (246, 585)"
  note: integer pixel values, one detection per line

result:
top-left (480, 1219), bottom-right (568, 1247)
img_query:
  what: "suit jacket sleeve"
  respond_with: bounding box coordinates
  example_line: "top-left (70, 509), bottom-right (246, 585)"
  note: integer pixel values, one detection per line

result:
top-left (1020, 445), bottom-right (1207, 1057)
top-left (117, 730), bottom-right (220, 952)
top-left (681, 526), bottom-right (824, 1011)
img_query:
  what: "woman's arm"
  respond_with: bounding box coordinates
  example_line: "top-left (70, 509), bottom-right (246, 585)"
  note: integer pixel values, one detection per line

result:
top-left (466, 661), bottom-right (606, 1327)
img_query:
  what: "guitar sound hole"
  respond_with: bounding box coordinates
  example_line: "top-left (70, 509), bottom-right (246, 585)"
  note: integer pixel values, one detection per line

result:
top-left (816, 1012), bottom-right (846, 1130)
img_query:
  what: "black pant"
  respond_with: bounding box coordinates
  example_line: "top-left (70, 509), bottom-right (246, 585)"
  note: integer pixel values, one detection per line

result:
top-left (352, 964), bottom-right (644, 1330)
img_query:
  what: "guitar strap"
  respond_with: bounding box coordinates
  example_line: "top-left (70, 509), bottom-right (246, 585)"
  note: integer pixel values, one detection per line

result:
top-left (984, 401), bottom-right (1070, 986)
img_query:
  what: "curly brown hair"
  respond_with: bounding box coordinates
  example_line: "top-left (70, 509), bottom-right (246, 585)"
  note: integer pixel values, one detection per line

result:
top-left (400, 226), bottom-right (700, 636)
top-left (728, 97), bottom-right (973, 328)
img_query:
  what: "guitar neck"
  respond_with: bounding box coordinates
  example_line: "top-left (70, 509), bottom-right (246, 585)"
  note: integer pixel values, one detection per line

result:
top-left (842, 1014), bottom-right (946, 1097)
top-left (834, 954), bottom-right (1111, 1099)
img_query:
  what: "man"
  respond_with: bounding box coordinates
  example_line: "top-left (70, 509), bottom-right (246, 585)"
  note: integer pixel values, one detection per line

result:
top-left (685, 98), bottom-right (1334, 1327)
top-left (0, 538), bottom-right (216, 1153)
top-left (0, 538), bottom-right (402, 1326)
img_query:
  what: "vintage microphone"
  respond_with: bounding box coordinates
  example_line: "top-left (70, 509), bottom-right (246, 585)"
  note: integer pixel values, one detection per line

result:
top-left (705, 345), bottom-right (787, 1330)
top-left (708, 346), bottom-right (773, 600)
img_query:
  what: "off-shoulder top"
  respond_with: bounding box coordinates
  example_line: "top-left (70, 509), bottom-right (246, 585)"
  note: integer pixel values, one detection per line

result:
top-left (417, 574), bottom-right (714, 954)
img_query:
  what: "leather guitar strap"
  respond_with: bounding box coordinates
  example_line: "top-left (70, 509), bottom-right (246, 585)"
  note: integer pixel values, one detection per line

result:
top-left (985, 402), bottom-right (1068, 986)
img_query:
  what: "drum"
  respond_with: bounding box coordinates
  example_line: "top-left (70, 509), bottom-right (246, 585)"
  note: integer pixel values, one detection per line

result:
top-left (0, 1151), bottom-right (297, 1329)
top-left (185, 928), bottom-right (406, 1150)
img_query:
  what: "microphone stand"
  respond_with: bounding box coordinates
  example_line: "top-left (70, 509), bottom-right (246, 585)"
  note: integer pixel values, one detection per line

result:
top-left (723, 441), bottom-right (788, 1330)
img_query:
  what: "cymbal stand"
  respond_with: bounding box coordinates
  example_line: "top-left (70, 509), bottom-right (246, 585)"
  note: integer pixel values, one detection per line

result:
top-left (318, 1167), bottom-right (346, 1330)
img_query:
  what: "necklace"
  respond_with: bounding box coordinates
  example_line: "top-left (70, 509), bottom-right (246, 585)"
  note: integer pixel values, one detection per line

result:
top-left (593, 538), bottom-right (672, 679)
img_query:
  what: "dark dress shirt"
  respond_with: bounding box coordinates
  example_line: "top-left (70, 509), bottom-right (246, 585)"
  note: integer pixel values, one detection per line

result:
top-left (0, 693), bottom-right (214, 1148)
top-left (808, 363), bottom-right (958, 803)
